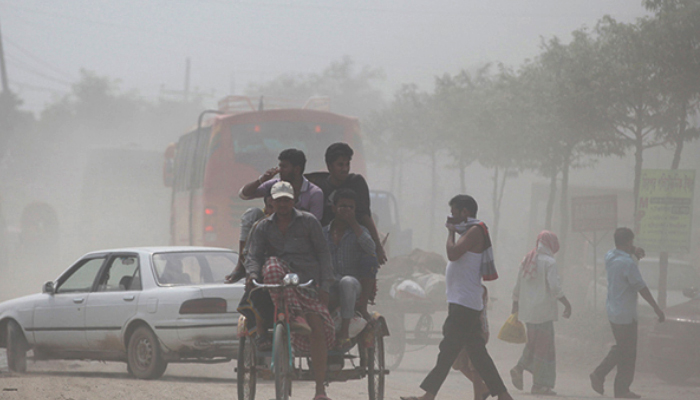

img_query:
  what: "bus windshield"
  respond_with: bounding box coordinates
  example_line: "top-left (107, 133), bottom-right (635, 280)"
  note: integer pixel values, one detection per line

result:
top-left (231, 121), bottom-right (344, 172)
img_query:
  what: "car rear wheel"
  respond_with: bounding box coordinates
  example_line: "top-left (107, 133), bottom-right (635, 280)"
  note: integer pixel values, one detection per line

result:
top-left (127, 326), bottom-right (167, 379)
top-left (7, 320), bottom-right (28, 373)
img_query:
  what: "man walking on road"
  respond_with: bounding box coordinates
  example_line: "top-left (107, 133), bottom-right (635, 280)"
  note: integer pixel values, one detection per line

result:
top-left (402, 195), bottom-right (513, 400)
top-left (590, 227), bottom-right (665, 399)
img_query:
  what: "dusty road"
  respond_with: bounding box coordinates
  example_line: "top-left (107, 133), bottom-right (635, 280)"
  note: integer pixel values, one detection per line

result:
top-left (2, 321), bottom-right (699, 400)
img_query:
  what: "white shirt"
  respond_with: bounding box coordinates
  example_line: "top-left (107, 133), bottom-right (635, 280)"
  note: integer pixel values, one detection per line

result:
top-left (446, 250), bottom-right (485, 311)
top-left (512, 244), bottom-right (565, 324)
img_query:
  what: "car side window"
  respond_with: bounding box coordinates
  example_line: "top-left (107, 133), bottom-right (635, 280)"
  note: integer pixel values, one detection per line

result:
top-left (56, 258), bottom-right (106, 293)
top-left (153, 252), bottom-right (237, 285)
top-left (97, 256), bottom-right (140, 292)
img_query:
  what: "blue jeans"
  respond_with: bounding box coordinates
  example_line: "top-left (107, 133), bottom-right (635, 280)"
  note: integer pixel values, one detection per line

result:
top-left (330, 276), bottom-right (362, 319)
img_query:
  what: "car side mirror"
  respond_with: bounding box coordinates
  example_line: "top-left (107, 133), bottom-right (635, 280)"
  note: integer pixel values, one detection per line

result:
top-left (682, 287), bottom-right (698, 299)
top-left (43, 281), bottom-right (55, 294)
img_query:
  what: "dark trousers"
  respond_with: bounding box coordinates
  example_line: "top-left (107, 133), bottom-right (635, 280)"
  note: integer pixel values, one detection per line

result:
top-left (420, 303), bottom-right (507, 396)
top-left (593, 320), bottom-right (638, 396)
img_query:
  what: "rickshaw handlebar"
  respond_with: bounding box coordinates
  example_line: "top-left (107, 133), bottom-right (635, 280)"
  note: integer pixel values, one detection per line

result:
top-left (251, 278), bottom-right (314, 289)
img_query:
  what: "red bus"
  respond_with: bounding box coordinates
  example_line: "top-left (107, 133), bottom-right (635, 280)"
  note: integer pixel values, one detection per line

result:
top-left (163, 96), bottom-right (367, 249)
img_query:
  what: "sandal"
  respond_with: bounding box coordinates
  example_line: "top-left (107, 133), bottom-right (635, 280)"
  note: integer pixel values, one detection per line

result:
top-left (510, 366), bottom-right (524, 391)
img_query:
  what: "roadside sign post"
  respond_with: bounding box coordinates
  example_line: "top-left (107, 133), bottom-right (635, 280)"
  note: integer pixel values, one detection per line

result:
top-left (636, 170), bottom-right (696, 309)
top-left (571, 195), bottom-right (618, 310)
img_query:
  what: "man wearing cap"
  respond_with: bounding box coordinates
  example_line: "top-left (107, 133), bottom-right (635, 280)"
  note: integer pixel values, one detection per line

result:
top-left (239, 148), bottom-right (324, 220)
top-left (244, 181), bottom-right (336, 400)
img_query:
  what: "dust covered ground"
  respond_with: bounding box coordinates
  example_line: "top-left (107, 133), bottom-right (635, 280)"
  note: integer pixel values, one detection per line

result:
top-left (2, 307), bottom-right (699, 400)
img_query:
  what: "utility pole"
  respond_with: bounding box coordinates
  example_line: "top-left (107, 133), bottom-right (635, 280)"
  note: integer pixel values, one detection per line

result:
top-left (184, 57), bottom-right (190, 102)
top-left (0, 18), bottom-right (10, 94)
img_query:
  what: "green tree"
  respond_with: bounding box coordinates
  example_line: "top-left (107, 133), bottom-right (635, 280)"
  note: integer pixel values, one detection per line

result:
top-left (374, 84), bottom-right (443, 247)
top-left (432, 69), bottom-right (481, 194)
top-left (474, 68), bottom-right (535, 246)
top-left (643, 0), bottom-right (700, 169)
top-left (433, 66), bottom-right (532, 246)
top-left (595, 17), bottom-right (668, 211)
top-left (520, 31), bottom-right (623, 264)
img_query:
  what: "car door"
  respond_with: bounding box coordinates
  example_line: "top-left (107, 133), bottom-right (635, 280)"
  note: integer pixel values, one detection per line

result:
top-left (85, 254), bottom-right (141, 353)
top-left (32, 257), bottom-right (107, 351)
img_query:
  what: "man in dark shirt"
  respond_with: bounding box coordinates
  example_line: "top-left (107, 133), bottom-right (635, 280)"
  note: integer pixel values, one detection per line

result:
top-left (244, 181), bottom-right (336, 400)
top-left (323, 189), bottom-right (376, 345)
top-left (317, 142), bottom-right (387, 264)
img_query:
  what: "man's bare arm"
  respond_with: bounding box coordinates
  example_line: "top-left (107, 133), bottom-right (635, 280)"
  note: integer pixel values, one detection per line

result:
top-left (640, 287), bottom-right (665, 322)
top-left (239, 167), bottom-right (279, 199)
top-left (446, 226), bottom-right (483, 261)
top-left (358, 214), bottom-right (387, 264)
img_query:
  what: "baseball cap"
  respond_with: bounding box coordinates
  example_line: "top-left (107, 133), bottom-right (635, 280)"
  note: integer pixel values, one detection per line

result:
top-left (270, 181), bottom-right (295, 200)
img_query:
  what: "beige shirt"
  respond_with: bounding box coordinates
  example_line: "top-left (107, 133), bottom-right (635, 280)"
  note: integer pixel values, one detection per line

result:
top-left (512, 245), bottom-right (565, 324)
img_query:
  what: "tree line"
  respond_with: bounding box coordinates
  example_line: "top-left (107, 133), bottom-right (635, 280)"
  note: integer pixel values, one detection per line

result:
top-left (366, 0), bottom-right (700, 260)
top-left (1, 0), bottom-right (698, 262)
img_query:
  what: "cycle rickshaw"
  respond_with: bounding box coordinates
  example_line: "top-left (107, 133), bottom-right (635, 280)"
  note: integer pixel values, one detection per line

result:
top-left (236, 273), bottom-right (389, 400)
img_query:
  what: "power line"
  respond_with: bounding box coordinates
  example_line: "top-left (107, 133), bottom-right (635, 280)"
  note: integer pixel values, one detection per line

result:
top-left (170, 0), bottom-right (645, 19)
top-left (3, 34), bottom-right (76, 80)
top-left (10, 80), bottom-right (66, 94)
top-left (4, 52), bottom-right (72, 86)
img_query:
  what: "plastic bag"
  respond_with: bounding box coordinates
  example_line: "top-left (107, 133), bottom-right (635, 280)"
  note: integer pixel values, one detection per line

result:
top-left (497, 313), bottom-right (526, 344)
top-left (390, 279), bottom-right (427, 300)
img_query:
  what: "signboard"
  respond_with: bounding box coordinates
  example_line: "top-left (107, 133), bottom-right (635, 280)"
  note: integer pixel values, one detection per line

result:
top-left (636, 169), bottom-right (695, 253)
top-left (571, 195), bottom-right (618, 232)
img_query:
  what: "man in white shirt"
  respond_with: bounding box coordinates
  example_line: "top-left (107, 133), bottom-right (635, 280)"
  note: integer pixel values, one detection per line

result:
top-left (402, 195), bottom-right (512, 400)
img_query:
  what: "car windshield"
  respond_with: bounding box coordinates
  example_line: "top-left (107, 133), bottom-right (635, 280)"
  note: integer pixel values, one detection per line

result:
top-left (153, 251), bottom-right (238, 286)
top-left (638, 260), bottom-right (700, 290)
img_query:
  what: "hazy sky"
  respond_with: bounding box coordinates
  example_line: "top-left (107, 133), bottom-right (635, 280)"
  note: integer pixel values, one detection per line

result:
top-left (1, 0), bottom-right (649, 112)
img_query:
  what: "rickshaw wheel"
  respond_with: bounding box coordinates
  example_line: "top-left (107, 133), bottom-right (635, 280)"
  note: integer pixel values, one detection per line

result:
top-left (273, 323), bottom-right (292, 400)
top-left (383, 313), bottom-right (405, 370)
top-left (367, 324), bottom-right (385, 400)
top-left (237, 335), bottom-right (257, 400)
top-left (414, 313), bottom-right (433, 341)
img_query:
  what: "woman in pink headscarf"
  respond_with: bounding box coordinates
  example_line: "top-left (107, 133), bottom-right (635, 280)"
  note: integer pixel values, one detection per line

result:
top-left (509, 231), bottom-right (572, 396)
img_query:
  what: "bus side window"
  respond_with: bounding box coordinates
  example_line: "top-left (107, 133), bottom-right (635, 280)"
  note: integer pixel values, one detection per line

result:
top-left (191, 129), bottom-right (210, 190)
top-left (173, 128), bottom-right (210, 192)
top-left (175, 134), bottom-right (196, 191)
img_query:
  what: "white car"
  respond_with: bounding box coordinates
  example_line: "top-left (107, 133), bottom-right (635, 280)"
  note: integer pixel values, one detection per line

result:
top-left (0, 247), bottom-right (245, 379)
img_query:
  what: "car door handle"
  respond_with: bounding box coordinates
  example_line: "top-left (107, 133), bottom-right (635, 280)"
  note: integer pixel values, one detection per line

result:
top-left (123, 295), bottom-right (135, 301)
top-left (73, 298), bottom-right (84, 304)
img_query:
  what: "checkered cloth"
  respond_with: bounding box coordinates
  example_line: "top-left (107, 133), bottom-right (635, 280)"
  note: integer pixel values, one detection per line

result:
top-left (262, 257), bottom-right (335, 353)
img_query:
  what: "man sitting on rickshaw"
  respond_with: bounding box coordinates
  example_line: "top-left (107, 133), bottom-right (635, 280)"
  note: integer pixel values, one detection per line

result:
top-left (244, 181), bottom-right (336, 400)
top-left (323, 188), bottom-right (378, 349)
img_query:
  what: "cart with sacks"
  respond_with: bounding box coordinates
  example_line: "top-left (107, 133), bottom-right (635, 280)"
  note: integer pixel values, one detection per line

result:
top-left (373, 250), bottom-right (449, 370)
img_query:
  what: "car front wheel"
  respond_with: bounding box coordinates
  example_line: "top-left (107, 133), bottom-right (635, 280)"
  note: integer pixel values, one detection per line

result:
top-left (7, 320), bottom-right (28, 373)
top-left (127, 326), bottom-right (167, 379)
